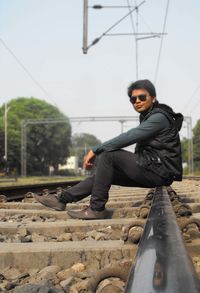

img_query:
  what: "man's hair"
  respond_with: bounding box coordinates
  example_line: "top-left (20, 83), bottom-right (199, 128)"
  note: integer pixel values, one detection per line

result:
top-left (127, 79), bottom-right (156, 98)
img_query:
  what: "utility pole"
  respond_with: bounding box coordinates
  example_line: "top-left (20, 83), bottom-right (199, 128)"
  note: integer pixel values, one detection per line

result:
top-left (4, 103), bottom-right (8, 161)
top-left (83, 0), bottom-right (88, 54)
top-left (185, 116), bottom-right (194, 175)
top-left (4, 103), bottom-right (10, 162)
top-left (135, 6), bottom-right (139, 79)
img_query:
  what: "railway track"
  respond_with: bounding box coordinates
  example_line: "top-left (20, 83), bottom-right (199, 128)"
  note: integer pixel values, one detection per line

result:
top-left (0, 180), bottom-right (81, 201)
top-left (0, 179), bottom-right (200, 292)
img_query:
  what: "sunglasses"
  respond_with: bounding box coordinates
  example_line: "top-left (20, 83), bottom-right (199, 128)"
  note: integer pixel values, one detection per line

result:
top-left (130, 94), bottom-right (148, 104)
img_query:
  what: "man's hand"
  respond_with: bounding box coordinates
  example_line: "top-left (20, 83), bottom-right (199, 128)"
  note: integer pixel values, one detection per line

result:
top-left (83, 150), bottom-right (96, 170)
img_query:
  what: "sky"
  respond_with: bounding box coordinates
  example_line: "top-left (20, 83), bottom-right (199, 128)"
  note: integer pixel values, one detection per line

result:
top-left (0, 0), bottom-right (200, 143)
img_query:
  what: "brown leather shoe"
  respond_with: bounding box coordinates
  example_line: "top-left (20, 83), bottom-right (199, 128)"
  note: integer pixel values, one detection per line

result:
top-left (34, 193), bottom-right (66, 211)
top-left (67, 206), bottom-right (107, 220)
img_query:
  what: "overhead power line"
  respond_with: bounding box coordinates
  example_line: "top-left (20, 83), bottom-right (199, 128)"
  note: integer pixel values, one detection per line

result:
top-left (181, 83), bottom-right (200, 115)
top-left (188, 85), bottom-right (200, 115)
top-left (83, 0), bottom-right (145, 53)
top-left (127, 0), bottom-right (136, 34)
top-left (127, 0), bottom-right (138, 77)
top-left (0, 37), bottom-right (57, 106)
top-left (154, 0), bottom-right (170, 84)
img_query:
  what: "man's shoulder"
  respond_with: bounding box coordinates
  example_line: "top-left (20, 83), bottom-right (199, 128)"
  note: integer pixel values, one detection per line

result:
top-left (146, 110), bottom-right (170, 123)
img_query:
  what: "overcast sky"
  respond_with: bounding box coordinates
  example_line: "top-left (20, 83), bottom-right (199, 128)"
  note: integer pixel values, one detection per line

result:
top-left (0, 0), bottom-right (200, 142)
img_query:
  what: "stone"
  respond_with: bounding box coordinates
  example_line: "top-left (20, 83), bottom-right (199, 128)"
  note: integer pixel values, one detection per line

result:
top-left (192, 256), bottom-right (200, 263)
top-left (98, 226), bottom-right (112, 234)
top-left (12, 234), bottom-right (22, 243)
top-left (20, 235), bottom-right (32, 243)
top-left (30, 216), bottom-right (44, 222)
top-left (3, 268), bottom-right (22, 281)
top-left (0, 280), bottom-right (9, 292)
top-left (36, 265), bottom-right (61, 281)
top-left (57, 269), bottom-right (73, 281)
top-left (109, 230), bottom-right (121, 240)
top-left (0, 235), bottom-right (7, 242)
top-left (75, 270), bottom-right (93, 279)
top-left (86, 230), bottom-right (99, 239)
top-left (71, 232), bottom-right (86, 241)
top-left (15, 272), bottom-right (30, 281)
top-left (95, 232), bottom-right (107, 241)
top-left (45, 217), bottom-right (57, 222)
top-left (12, 281), bottom-right (64, 293)
top-left (5, 281), bottom-right (17, 290)
top-left (57, 233), bottom-right (72, 242)
top-left (69, 280), bottom-right (89, 293)
top-left (5, 238), bottom-right (12, 243)
top-left (17, 227), bottom-right (28, 237)
top-left (0, 195), bottom-right (7, 202)
top-left (31, 232), bottom-right (45, 242)
top-left (60, 277), bottom-right (74, 290)
top-left (96, 279), bottom-right (111, 293)
top-left (28, 269), bottom-right (39, 277)
top-left (97, 284), bottom-right (123, 293)
top-left (71, 263), bottom-right (85, 274)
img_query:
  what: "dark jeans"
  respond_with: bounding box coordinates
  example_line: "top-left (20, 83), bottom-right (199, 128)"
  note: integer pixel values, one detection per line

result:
top-left (60, 150), bottom-right (170, 211)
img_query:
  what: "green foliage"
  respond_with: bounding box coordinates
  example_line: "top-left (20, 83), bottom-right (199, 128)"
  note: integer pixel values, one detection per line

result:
top-left (192, 119), bottom-right (200, 170)
top-left (71, 133), bottom-right (101, 167)
top-left (181, 119), bottom-right (200, 172)
top-left (0, 97), bottom-right (71, 175)
top-left (181, 137), bottom-right (189, 163)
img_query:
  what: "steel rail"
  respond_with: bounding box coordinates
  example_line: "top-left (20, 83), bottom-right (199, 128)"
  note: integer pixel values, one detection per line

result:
top-left (0, 180), bottom-right (81, 201)
top-left (125, 186), bottom-right (200, 293)
top-left (183, 175), bottom-right (200, 181)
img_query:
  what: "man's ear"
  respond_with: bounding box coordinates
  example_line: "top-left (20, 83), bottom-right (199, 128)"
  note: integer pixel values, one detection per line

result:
top-left (153, 98), bottom-right (156, 103)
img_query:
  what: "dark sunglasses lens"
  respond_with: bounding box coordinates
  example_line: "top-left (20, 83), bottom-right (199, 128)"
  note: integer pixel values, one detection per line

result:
top-left (130, 96), bottom-right (137, 104)
top-left (139, 94), bottom-right (147, 101)
top-left (130, 94), bottom-right (147, 104)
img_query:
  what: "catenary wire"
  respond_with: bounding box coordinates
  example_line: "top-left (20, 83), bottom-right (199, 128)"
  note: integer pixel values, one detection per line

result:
top-left (127, 0), bottom-right (136, 34)
top-left (138, 10), bottom-right (154, 33)
top-left (87, 0), bottom-right (145, 50)
top-left (181, 83), bottom-right (200, 115)
top-left (188, 84), bottom-right (200, 115)
top-left (0, 37), bottom-right (57, 106)
top-left (127, 0), bottom-right (137, 77)
top-left (154, 0), bottom-right (170, 84)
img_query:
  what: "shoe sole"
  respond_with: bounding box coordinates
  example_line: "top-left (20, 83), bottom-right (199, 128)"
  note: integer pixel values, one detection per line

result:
top-left (34, 195), bottom-right (65, 212)
top-left (67, 211), bottom-right (106, 220)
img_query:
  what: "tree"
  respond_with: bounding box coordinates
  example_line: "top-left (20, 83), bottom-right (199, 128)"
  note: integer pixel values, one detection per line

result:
top-left (192, 119), bottom-right (200, 171)
top-left (0, 97), bottom-right (71, 175)
top-left (181, 119), bottom-right (200, 173)
top-left (181, 137), bottom-right (189, 164)
top-left (71, 133), bottom-right (101, 167)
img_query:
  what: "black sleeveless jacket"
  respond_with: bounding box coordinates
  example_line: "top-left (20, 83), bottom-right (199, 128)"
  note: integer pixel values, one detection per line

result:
top-left (135, 103), bottom-right (183, 182)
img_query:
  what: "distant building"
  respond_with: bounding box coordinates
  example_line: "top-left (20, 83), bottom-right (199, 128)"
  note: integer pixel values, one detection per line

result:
top-left (58, 156), bottom-right (78, 173)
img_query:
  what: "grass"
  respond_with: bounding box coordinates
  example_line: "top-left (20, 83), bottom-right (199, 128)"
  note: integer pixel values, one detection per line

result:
top-left (0, 176), bottom-right (85, 187)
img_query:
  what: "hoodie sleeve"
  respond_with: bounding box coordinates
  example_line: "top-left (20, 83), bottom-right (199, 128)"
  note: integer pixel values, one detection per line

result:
top-left (92, 113), bottom-right (170, 154)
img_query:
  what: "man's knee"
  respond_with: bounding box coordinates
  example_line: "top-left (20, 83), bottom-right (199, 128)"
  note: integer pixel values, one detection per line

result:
top-left (98, 151), bottom-right (114, 162)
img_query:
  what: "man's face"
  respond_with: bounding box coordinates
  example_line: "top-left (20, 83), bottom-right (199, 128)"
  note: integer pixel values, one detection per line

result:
top-left (130, 88), bottom-right (155, 113)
